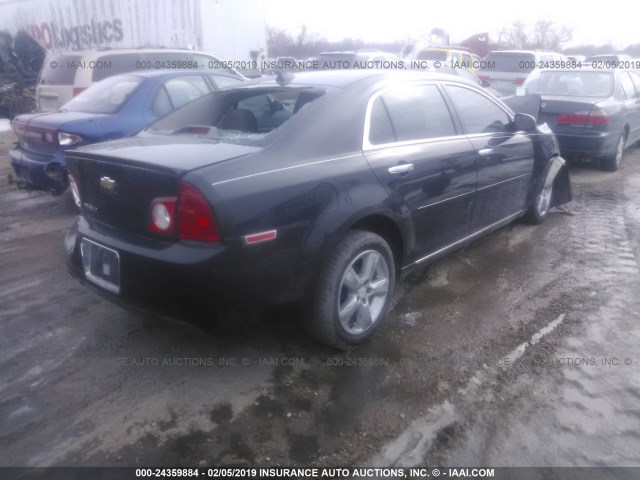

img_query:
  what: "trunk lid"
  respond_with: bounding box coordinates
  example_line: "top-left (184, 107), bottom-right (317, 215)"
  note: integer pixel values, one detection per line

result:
top-left (12, 113), bottom-right (60, 157)
top-left (66, 135), bottom-right (259, 235)
top-left (538, 96), bottom-right (608, 132)
top-left (13, 111), bottom-right (113, 157)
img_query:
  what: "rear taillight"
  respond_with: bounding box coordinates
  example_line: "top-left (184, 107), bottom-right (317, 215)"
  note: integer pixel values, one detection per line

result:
top-left (72, 87), bottom-right (87, 97)
top-left (515, 77), bottom-right (526, 85)
top-left (177, 182), bottom-right (220, 242)
top-left (149, 182), bottom-right (219, 242)
top-left (478, 75), bottom-right (491, 82)
top-left (556, 109), bottom-right (610, 126)
top-left (150, 197), bottom-right (177, 234)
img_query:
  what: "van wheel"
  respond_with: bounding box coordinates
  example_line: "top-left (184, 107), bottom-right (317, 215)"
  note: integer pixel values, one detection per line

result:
top-left (307, 230), bottom-right (396, 349)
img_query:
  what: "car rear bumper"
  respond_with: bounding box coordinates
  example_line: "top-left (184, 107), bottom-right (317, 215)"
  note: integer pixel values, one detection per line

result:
top-left (555, 131), bottom-right (617, 158)
top-left (9, 147), bottom-right (67, 192)
top-left (65, 216), bottom-right (310, 322)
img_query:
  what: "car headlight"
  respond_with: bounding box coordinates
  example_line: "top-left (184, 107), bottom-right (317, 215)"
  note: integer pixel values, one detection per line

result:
top-left (58, 132), bottom-right (85, 146)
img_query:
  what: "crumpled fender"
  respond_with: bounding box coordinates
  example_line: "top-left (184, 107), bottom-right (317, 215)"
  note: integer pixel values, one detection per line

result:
top-left (538, 156), bottom-right (572, 207)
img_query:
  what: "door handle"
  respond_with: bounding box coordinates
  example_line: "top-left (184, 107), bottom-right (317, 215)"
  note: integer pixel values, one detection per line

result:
top-left (388, 163), bottom-right (414, 174)
top-left (478, 148), bottom-right (493, 156)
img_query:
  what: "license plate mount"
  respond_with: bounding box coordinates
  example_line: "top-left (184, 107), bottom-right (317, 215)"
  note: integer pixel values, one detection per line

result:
top-left (80, 238), bottom-right (120, 294)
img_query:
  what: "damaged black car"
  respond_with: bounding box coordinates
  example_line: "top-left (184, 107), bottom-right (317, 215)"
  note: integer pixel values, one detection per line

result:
top-left (64, 70), bottom-right (572, 348)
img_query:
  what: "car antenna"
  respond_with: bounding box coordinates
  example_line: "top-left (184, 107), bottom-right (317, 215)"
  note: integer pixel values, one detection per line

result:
top-left (276, 71), bottom-right (294, 86)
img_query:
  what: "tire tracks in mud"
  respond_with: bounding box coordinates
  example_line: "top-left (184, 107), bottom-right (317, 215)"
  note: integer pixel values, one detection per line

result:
top-left (369, 170), bottom-right (640, 467)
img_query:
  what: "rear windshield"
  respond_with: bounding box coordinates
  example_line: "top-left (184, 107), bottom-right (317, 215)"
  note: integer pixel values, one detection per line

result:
top-left (415, 50), bottom-right (447, 61)
top-left (39, 54), bottom-right (82, 85)
top-left (523, 71), bottom-right (614, 97)
top-left (91, 53), bottom-right (142, 82)
top-left (584, 55), bottom-right (619, 63)
top-left (484, 52), bottom-right (535, 72)
top-left (146, 86), bottom-right (327, 146)
top-left (62, 75), bottom-right (144, 113)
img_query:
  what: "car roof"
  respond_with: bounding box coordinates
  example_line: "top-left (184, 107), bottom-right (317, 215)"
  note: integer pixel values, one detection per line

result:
top-left (48, 48), bottom-right (213, 56)
top-left (106, 69), bottom-right (240, 80)
top-left (243, 69), bottom-right (478, 89)
top-left (487, 50), bottom-right (556, 54)
top-left (534, 67), bottom-right (617, 73)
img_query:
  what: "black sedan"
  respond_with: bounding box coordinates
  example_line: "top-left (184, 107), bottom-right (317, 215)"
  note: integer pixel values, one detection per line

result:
top-left (520, 68), bottom-right (640, 171)
top-left (64, 70), bottom-right (572, 348)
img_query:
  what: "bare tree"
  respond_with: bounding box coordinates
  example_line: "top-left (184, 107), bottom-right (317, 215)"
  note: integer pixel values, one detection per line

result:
top-left (267, 26), bottom-right (294, 57)
top-left (497, 20), bottom-right (572, 50)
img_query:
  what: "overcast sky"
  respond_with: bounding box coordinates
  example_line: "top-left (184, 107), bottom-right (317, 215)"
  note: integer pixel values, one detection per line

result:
top-left (264, 0), bottom-right (633, 49)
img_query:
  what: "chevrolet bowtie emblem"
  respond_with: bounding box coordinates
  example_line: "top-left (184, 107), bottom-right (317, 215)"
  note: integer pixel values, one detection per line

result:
top-left (100, 176), bottom-right (116, 193)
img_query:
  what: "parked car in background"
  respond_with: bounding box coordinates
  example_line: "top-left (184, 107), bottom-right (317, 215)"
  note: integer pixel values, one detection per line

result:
top-left (584, 54), bottom-right (632, 66)
top-left (436, 65), bottom-right (502, 96)
top-left (478, 50), bottom-right (569, 96)
top-left (567, 55), bottom-right (586, 63)
top-left (36, 48), bottom-right (244, 112)
top-left (407, 61), bottom-right (502, 96)
top-left (316, 50), bottom-right (400, 69)
top-left (10, 69), bottom-right (244, 193)
top-left (399, 42), bottom-right (417, 59)
top-left (412, 47), bottom-right (479, 72)
top-left (64, 70), bottom-right (572, 348)
top-left (519, 68), bottom-right (640, 171)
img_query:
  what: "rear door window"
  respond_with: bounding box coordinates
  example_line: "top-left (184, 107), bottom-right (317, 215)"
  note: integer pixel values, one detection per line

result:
top-left (620, 72), bottom-right (638, 99)
top-left (629, 72), bottom-right (640, 94)
top-left (368, 84), bottom-right (456, 145)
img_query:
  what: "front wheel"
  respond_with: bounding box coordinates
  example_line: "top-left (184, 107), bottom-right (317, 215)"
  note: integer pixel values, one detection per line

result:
top-left (307, 230), bottom-right (396, 348)
top-left (523, 182), bottom-right (553, 225)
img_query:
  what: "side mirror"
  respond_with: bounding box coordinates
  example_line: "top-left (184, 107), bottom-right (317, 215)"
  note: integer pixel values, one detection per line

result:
top-left (513, 113), bottom-right (536, 131)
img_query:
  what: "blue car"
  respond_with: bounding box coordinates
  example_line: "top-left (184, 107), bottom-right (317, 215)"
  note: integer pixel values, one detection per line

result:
top-left (9, 69), bottom-right (244, 193)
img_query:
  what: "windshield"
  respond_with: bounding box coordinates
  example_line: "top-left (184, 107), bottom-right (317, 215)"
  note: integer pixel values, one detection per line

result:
top-left (523, 71), bottom-right (614, 97)
top-left (146, 86), bottom-right (327, 146)
top-left (484, 52), bottom-right (536, 72)
top-left (62, 75), bottom-right (144, 114)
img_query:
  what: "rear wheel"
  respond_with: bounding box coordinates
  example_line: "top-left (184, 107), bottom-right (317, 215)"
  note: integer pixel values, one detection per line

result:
top-left (308, 230), bottom-right (396, 348)
top-left (601, 134), bottom-right (625, 172)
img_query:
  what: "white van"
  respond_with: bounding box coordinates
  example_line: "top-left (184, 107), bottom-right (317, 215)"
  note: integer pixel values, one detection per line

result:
top-left (36, 48), bottom-right (242, 112)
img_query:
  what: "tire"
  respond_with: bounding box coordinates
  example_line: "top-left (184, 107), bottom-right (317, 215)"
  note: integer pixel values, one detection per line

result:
top-left (601, 134), bottom-right (625, 172)
top-left (307, 230), bottom-right (396, 349)
top-left (523, 182), bottom-right (553, 225)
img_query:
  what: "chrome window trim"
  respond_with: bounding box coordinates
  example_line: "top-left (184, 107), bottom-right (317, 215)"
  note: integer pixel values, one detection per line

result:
top-left (362, 81), bottom-right (462, 151)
